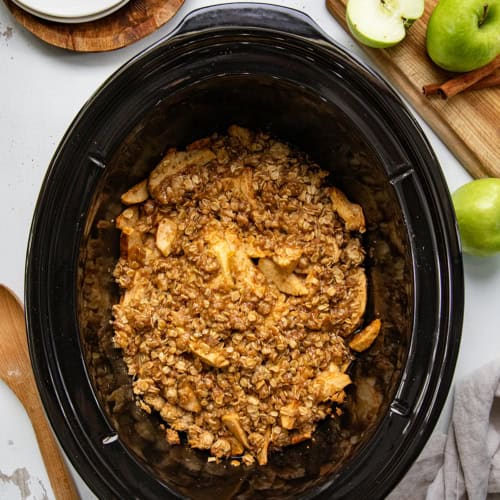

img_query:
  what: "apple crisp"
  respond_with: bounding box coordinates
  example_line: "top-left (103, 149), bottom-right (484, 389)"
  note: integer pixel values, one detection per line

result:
top-left (111, 125), bottom-right (380, 466)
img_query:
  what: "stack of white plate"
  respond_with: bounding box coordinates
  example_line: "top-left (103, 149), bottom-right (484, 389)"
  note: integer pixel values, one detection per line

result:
top-left (11, 0), bottom-right (130, 23)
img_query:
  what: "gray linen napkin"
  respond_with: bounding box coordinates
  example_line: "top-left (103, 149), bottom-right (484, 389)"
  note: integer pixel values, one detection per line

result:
top-left (388, 359), bottom-right (500, 500)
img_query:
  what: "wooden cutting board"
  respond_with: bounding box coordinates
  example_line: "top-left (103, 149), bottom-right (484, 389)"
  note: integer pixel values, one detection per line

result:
top-left (4, 0), bottom-right (184, 52)
top-left (326, 0), bottom-right (500, 179)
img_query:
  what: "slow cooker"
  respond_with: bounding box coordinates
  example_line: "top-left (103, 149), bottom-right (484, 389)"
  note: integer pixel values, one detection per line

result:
top-left (25, 4), bottom-right (463, 499)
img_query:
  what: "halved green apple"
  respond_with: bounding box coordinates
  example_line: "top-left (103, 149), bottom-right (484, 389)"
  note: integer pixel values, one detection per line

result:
top-left (346, 0), bottom-right (424, 48)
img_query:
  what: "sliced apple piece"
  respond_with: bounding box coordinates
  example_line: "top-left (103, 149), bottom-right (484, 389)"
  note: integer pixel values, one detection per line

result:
top-left (344, 268), bottom-right (368, 331)
top-left (349, 318), bottom-right (382, 352)
top-left (222, 413), bottom-right (250, 449)
top-left (116, 206), bottom-right (140, 234)
top-left (177, 382), bottom-right (202, 413)
top-left (328, 187), bottom-right (366, 233)
top-left (256, 428), bottom-right (272, 466)
top-left (120, 179), bottom-right (149, 205)
top-left (148, 148), bottom-right (215, 204)
top-left (203, 226), bottom-right (235, 289)
top-left (258, 258), bottom-right (308, 296)
top-left (347, 0), bottom-right (424, 49)
top-left (155, 218), bottom-right (177, 257)
top-left (188, 340), bottom-right (229, 369)
top-left (272, 246), bottom-right (302, 273)
top-left (119, 230), bottom-right (144, 263)
top-left (279, 401), bottom-right (300, 430)
top-left (310, 370), bottom-right (352, 403)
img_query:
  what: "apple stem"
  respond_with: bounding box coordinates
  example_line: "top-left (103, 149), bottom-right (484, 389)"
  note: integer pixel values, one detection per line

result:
top-left (479, 4), bottom-right (489, 26)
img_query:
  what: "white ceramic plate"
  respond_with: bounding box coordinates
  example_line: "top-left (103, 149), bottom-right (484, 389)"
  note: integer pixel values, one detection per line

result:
top-left (11, 0), bottom-right (130, 22)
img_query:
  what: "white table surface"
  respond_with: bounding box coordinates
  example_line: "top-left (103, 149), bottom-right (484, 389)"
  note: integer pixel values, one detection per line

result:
top-left (1, 1), bottom-right (499, 498)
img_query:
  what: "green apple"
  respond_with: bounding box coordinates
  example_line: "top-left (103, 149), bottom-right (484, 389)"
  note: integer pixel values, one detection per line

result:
top-left (426, 0), bottom-right (500, 72)
top-left (452, 178), bottom-right (500, 257)
top-left (346, 0), bottom-right (424, 48)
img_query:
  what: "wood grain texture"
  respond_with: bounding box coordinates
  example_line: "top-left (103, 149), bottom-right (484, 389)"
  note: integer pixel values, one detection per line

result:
top-left (326, 0), bottom-right (500, 179)
top-left (0, 285), bottom-right (79, 500)
top-left (4, 0), bottom-right (184, 52)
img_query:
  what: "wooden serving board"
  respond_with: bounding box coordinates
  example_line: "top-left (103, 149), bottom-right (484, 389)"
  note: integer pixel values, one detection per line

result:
top-left (326, 0), bottom-right (500, 179)
top-left (4, 0), bottom-right (184, 52)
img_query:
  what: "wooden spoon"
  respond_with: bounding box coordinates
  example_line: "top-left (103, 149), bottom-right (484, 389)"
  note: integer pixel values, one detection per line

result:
top-left (0, 284), bottom-right (80, 500)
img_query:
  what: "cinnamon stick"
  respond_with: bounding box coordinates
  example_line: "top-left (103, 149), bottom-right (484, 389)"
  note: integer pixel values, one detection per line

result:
top-left (466, 72), bottom-right (500, 91)
top-left (422, 82), bottom-right (442, 96)
top-left (423, 72), bottom-right (500, 97)
top-left (423, 56), bottom-right (500, 99)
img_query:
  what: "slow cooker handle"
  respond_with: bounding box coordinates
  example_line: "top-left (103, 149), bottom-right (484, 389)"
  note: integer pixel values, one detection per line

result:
top-left (172, 2), bottom-right (326, 41)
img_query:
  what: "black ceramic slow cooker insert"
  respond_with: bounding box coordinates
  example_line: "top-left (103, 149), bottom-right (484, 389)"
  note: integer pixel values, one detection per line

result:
top-left (25, 4), bottom-right (463, 499)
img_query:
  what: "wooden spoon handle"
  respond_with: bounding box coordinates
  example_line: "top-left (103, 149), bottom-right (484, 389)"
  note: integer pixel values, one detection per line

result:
top-left (0, 286), bottom-right (80, 500)
top-left (21, 371), bottom-right (81, 500)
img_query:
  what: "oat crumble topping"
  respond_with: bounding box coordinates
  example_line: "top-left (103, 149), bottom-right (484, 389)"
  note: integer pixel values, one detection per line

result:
top-left (111, 125), bottom-right (380, 466)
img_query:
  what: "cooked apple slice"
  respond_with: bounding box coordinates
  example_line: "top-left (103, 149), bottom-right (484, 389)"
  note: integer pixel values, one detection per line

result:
top-left (148, 148), bottom-right (215, 204)
top-left (349, 318), bottom-right (382, 352)
top-left (256, 428), bottom-right (272, 466)
top-left (272, 246), bottom-right (302, 273)
top-left (328, 187), bottom-right (365, 233)
top-left (344, 268), bottom-right (368, 331)
top-left (177, 382), bottom-right (202, 413)
top-left (188, 340), bottom-right (229, 368)
top-left (120, 179), bottom-right (149, 205)
top-left (222, 413), bottom-right (250, 449)
top-left (310, 369), bottom-right (352, 403)
top-left (279, 401), bottom-right (300, 430)
top-left (155, 218), bottom-right (177, 257)
top-left (203, 227), bottom-right (235, 289)
top-left (119, 231), bottom-right (144, 263)
top-left (258, 258), bottom-right (308, 296)
top-left (116, 206), bottom-right (140, 234)
top-left (346, 0), bottom-right (424, 48)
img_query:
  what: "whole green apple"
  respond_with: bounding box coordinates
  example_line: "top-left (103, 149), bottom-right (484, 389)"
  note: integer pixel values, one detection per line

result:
top-left (426, 0), bottom-right (500, 72)
top-left (452, 178), bottom-right (500, 256)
